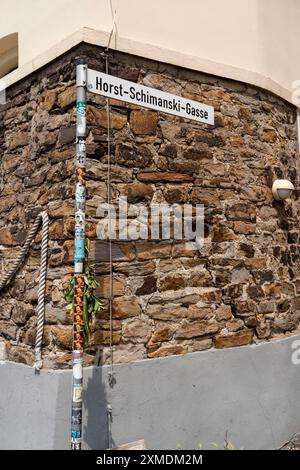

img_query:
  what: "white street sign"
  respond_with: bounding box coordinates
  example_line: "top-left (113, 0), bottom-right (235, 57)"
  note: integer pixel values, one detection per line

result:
top-left (87, 69), bottom-right (214, 125)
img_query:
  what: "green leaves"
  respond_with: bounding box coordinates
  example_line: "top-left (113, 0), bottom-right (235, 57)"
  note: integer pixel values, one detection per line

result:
top-left (65, 277), bottom-right (75, 303)
top-left (64, 237), bottom-right (105, 347)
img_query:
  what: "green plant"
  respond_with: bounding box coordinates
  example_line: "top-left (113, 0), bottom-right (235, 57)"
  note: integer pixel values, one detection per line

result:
top-left (211, 431), bottom-right (237, 450)
top-left (223, 440), bottom-right (236, 450)
top-left (223, 430), bottom-right (236, 450)
top-left (65, 238), bottom-right (104, 346)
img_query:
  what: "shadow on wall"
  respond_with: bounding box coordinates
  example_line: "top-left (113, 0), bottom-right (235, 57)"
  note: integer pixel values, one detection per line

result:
top-left (83, 360), bottom-right (110, 450)
top-left (52, 359), bottom-right (111, 450)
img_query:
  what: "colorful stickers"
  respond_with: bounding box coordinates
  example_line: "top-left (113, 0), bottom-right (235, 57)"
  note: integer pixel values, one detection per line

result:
top-left (76, 101), bottom-right (86, 135)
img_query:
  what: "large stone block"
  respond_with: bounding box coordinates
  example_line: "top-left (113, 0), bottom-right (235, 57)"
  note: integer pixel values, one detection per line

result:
top-left (115, 143), bottom-right (152, 167)
top-left (175, 319), bottom-right (219, 339)
top-left (0, 321), bottom-right (18, 340)
top-left (214, 329), bottom-right (253, 348)
top-left (146, 304), bottom-right (187, 321)
top-left (88, 107), bottom-right (127, 129)
top-left (137, 172), bottom-right (194, 183)
top-left (148, 344), bottom-right (188, 358)
top-left (113, 296), bottom-right (141, 319)
top-left (96, 276), bottom-right (126, 298)
top-left (121, 183), bottom-right (154, 203)
top-left (91, 330), bottom-right (121, 346)
top-left (57, 86), bottom-right (76, 109)
top-left (39, 90), bottom-right (57, 111)
top-left (226, 203), bottom-right (256, 222)
top-left (11, 303), bottom-right (33, 325)
top-left (130, 110), bottom-right (158, 135)
top-left (122, 318), bottom-right (152, 343)
top-left (136, 241), bottom-right (172, 260)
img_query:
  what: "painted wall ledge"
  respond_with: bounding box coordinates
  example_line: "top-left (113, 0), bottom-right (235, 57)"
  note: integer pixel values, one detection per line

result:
top-left (2, 27), bottom-right (295, 106)
top-left (1, 333), bottom-right (300, 449)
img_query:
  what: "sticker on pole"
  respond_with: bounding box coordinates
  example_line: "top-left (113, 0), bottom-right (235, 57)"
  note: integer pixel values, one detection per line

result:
top-left (87, 69), bottom-right (214, 125)
top-left (73, 384), bottom-right (83, 402)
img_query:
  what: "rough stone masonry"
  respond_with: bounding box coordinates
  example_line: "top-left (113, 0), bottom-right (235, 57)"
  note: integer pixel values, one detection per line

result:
top-left (0, 43), bottom-right (300, 369)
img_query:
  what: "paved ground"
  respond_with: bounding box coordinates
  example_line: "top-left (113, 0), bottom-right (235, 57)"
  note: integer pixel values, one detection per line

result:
top-left (280, 432), bottom-right (300, 450)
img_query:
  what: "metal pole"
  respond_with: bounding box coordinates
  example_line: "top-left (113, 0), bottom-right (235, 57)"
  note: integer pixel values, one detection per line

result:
top-left (71, 59), bottom-right (87, 450)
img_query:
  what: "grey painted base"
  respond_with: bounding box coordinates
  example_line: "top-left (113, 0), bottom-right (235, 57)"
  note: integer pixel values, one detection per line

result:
top-left (1, 334), bottom-right (300, 450)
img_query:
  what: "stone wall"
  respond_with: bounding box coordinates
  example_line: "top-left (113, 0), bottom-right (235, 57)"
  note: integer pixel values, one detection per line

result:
top-left (0, 43), bottom-right (299, 368)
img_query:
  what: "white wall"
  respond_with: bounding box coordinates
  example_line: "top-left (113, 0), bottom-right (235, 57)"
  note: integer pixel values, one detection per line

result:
top-left (0, 0), bottom-right (299, 103)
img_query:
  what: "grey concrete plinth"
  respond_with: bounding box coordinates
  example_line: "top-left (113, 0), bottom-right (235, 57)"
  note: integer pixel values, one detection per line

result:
top-left (1, 334), bottom-right (300, 450)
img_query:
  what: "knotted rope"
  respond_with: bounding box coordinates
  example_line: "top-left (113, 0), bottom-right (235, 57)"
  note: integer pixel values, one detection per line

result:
top-left (0, 211), bottom-right (49, 371)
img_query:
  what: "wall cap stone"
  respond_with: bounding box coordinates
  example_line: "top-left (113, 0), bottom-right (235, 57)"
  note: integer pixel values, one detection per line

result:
top-left (2, 27), bottom-right (294, 106)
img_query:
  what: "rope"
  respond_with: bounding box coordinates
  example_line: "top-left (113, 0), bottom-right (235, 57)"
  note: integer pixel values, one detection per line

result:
top-left (0, 211), bottom-right (49, 371)
top-left (34, 212), bottom-right (49, 371)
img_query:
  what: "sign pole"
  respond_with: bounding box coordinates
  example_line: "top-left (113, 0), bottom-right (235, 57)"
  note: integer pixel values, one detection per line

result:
top-left (71, 59), bottom-right (87, 450)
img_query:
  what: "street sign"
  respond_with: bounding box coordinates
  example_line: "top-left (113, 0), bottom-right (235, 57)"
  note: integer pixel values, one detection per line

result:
top-left (87, 69), bottom-right (214, 125)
